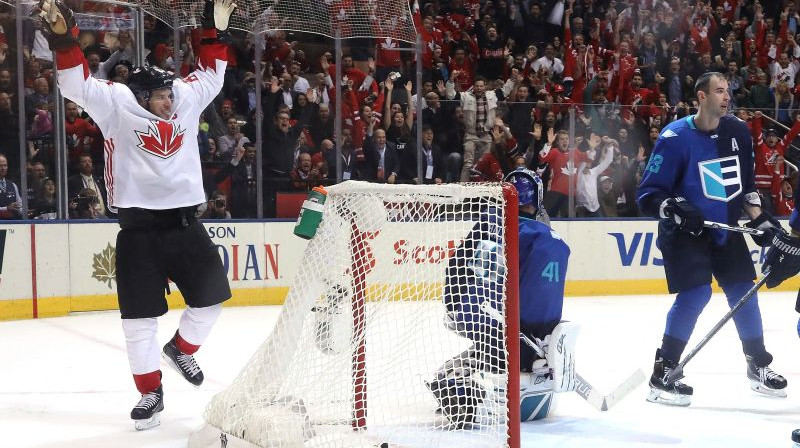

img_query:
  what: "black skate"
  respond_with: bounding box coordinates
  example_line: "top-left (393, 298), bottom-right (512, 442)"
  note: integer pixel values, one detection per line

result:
top-left (746, 356), bottom-right (787, 398)
top-left (791, 428), bottom-right (800, 447)
top-left (646, 350), bottom-right (693, 407)
top-left (162, 336), bottom-right (204, 387)
top-left (131, 386), bottom-right (164, 431)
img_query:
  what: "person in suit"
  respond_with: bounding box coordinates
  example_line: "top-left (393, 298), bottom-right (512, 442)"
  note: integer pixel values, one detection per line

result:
top-left (325, 128), bottom-right (367, 181)
top-left (213, 142), bottom-right (258, 218)
top-left (364, 128), bottom-right (400, 183)
top-left (401, 125), bottom-right (445, 184)
top-left (67, 153), bottom-right (108, 216)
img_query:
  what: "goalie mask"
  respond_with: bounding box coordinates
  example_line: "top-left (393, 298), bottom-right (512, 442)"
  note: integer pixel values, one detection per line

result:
top-left (504, 167), bottom-right (548, 223)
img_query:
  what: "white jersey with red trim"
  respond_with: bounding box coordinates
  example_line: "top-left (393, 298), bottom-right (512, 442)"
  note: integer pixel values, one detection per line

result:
top-left (55, 43), bottom-right (227, 210)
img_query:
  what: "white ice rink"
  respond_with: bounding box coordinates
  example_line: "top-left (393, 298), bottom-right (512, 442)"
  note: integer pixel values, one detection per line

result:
top-left (2, 291), bottom-right (800, 448)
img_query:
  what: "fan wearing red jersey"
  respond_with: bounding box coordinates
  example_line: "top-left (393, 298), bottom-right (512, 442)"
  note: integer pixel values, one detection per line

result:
top-left (38, 0), bottom-right (235, 431)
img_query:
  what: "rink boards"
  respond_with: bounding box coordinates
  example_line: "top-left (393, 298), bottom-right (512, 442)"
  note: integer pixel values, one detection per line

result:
top-left (0, 219), bottom-right (791, 320)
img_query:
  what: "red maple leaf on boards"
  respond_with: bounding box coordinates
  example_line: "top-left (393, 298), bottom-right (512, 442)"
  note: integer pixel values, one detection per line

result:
top-left (135, 120), bottom-right (186, 159)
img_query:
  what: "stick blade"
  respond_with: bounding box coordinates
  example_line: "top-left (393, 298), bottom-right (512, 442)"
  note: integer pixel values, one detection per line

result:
top-left (602, 369), bottom-right (647, 411)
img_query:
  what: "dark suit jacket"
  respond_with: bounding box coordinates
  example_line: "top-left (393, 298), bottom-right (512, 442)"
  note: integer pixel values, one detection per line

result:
top-left (67, 173), bottom-right (108, 211)
top-left (401, 142), bottom-right (445, 183)
top-left (214, 159), bottom-right (258, 218)
top-left (364, 137), bottom-right (400, 183)
top-left (325, 148), bottom-right (367, 181)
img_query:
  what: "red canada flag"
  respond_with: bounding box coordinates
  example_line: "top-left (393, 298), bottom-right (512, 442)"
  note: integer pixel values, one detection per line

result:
top-left (135, 120), bottom-right (186, 159)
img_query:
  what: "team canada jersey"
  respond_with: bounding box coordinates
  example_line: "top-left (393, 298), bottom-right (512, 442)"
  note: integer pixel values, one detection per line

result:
top-left (55, 42), bottom-right (227, 210)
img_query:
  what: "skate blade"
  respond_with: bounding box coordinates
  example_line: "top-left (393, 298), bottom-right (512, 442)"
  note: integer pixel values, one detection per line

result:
top-left (134, 412), bottom-right (161, 431)
top-left (161, 352), bottom-right (201, 389)
top-left (750, 381), bottom-right (787, 398)
top-left (646, 387), bottom-right (691, 407)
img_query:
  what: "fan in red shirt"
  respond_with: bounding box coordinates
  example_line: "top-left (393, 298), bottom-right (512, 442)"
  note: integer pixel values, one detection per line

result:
top-left (412, 1), bottom-right (443, 71)
top-left (750, 111), bottom-right (800, 212)
top-left (472, 119), bottom-right (518, 182)
top-left (64, 100), bottom-right (101, 165)
top-left (771, 167), bottom-right (795, 217)
top-left (539, 128), bottom-right (591, 217)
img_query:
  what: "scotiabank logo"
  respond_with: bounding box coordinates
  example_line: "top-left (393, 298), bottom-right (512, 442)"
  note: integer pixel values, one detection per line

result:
top-left (393, 239), bottom-right (458, 265)
top-left (358, 230), bottom-right (461, 277)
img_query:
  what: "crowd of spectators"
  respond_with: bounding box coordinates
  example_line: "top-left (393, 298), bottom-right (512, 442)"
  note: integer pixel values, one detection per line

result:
top-left (0, 0), bottom-right (799, 220)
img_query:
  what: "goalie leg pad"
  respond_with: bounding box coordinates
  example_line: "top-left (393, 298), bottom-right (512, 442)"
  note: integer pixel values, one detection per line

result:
top-left (546, 321), bottom-right (580, 392)
top-left (519, 366), bottom-right (555, 421)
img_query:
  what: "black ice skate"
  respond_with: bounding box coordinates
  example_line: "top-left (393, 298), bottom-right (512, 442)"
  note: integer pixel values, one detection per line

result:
top-left (131, 386), bottom-right (164, 431)
top-left (162, 336), bottom-right (204, 387)
top-left (791, 428), bottom-right (800, 447)
top-left (646, 350), bottom-right (693, 407)
top-left (746, 355), bottom-right (787, 398)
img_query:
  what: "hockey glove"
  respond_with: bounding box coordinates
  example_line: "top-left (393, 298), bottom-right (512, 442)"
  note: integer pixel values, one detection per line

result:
top-left (763, 230), bottom-right (800, 288)
top-left (745, 211), bottom-right (783, 247)
top-left (662, 197), bottom-right (704, 235)
top-left (36, 0), bottom-right (78, 50)
top-left (201, 0), bottom-right (236, 32)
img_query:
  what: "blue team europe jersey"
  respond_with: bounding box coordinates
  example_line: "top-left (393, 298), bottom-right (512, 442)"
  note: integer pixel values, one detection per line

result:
top-left (637, 114), bottom-right (756, 245)
top-left (443, 216), bottom-right (570, 343)
top-left (518, 217), bottom-right (570, 328)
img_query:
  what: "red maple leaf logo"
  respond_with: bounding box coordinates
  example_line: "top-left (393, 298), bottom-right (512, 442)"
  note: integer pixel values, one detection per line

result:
top-left (134, 120), bottom-right (186, 159)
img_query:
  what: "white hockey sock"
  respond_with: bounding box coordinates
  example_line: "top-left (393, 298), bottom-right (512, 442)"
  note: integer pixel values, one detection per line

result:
top-left (177, 304), bottom-right (223, 347)
top-left (122, 317), bottom-right (160, 375)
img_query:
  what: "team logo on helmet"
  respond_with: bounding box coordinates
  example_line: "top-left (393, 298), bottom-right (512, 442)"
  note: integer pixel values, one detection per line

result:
top-left (134, 119), bottom-right (185, 159)
top-left (698, 156), bottom-right (742, 202)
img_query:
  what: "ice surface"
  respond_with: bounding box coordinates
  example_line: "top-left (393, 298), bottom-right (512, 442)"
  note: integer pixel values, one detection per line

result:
top-left (1, 291), bottom-right (799, 448)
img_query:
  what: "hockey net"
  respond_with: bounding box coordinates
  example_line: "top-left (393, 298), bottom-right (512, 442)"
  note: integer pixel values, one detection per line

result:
top-left (191, 181), bottom-right (520, 448)
top-left (132, 0), bottom-right (416, 40)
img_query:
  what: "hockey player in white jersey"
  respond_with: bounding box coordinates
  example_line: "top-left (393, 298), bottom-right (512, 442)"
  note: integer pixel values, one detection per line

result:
top-left (39, 0), bottom-right (236, 430)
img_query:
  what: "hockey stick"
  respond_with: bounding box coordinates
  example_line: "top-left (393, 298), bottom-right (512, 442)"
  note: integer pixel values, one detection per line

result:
top-left (479, 302), bottom-right (645, 411)
top-left (704, 220), bottom-right (764, 236)
top-left (516, 328), bottom-right (645, 411)
top-left (666, 270), bottom-right (771, 384)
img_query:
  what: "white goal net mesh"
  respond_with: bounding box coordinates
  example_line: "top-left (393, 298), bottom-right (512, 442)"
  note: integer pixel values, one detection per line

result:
top-left (193, 181), bottom-right (516, 448)
top-left (135, 0), bottom-right (417, 40)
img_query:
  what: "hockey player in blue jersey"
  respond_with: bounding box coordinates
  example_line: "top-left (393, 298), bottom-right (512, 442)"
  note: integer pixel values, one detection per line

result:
top-left (756, 138), bottom-right (800, 448)
top-left (637, 72), bottom-right (787, 407)
top-left (428, 168), bottom-right (574, 427)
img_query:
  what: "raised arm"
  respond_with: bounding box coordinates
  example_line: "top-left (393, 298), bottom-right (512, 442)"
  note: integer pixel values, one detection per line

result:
top-left (404, 80), bottom-right (414, 129)
top-left (176, 0), bottom-right (236, 110)
top-left (40, 0), bottom-right (117, 129)
top-left (383, 75), bottom-right (394, 130)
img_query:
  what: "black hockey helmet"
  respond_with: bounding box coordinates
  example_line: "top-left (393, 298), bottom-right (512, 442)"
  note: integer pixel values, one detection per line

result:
top-left (128, 65), bottom-right (173, 99)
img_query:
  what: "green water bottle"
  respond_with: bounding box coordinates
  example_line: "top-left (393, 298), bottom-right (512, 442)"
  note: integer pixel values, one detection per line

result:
top-left (293, 186), bottom-right (328, 239)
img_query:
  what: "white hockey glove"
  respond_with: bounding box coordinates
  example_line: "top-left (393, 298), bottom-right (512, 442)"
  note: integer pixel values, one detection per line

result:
top-left (201, 0), bottom-right (236, 32)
